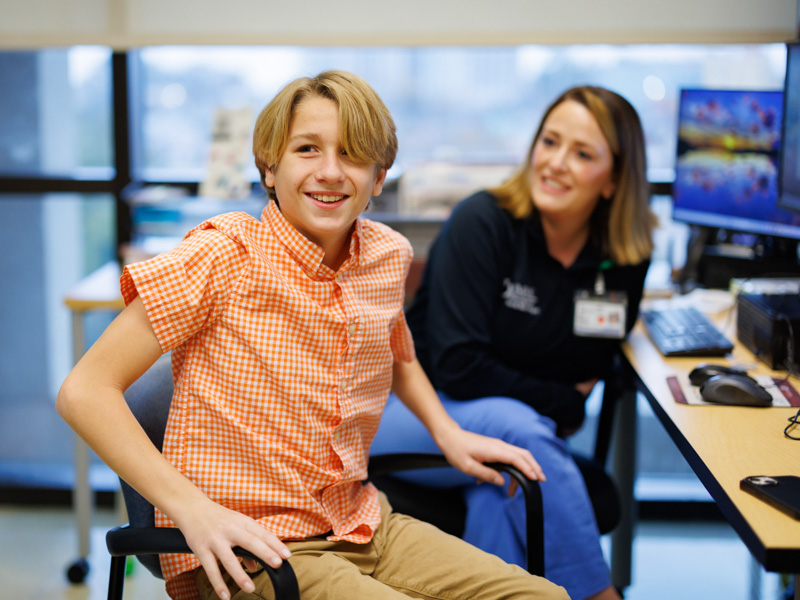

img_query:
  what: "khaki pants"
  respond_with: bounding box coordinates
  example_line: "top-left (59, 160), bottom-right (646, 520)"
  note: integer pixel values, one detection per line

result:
top-left (195, 494), bottom-right (569, 600)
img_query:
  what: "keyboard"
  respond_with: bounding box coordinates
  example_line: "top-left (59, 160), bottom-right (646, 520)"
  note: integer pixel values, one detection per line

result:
top-left (640, 306), bottom-right (734, 357)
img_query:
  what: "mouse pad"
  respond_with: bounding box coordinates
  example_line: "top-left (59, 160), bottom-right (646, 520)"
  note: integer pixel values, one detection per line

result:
top-left (667, 375), bottom-right (800, 406)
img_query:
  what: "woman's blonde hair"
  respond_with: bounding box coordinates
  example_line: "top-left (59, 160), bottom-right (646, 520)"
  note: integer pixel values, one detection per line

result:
top-left (490, 86), bottom-right (655, 265)
top-left (253, 70), bottom-right (398, 201)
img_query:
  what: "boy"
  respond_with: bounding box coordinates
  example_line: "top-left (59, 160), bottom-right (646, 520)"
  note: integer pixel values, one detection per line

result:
top-left (57, 70), bottom-right (567, 600)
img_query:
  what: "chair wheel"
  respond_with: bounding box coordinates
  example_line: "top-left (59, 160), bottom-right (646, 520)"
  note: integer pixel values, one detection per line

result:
top-left (66, 558), bottom-right (90, 583)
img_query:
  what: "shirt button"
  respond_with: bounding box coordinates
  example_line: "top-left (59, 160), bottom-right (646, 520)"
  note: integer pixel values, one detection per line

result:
top-left (341, 381), bottom-right (347, 391)
top-left (348, 323), bottom-right (356, 334)
top-left (336, 273), bottom-right (343, 282)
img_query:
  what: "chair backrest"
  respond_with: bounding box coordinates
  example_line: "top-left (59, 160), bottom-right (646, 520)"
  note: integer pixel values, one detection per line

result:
top-left (120, 353), bottom-right (174, 577)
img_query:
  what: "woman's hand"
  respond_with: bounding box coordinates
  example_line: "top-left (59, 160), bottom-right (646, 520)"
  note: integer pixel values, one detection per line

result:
top-left (390, 358), bottom-right (543, 496)
top-left (574, 377), bottom-right (598, 398)
top-left (171, 497), bottom-right (292, 600)
top-left (556, 377), bottom-right (599, 438)
top-left (432, 423), bottom-right (545, 496)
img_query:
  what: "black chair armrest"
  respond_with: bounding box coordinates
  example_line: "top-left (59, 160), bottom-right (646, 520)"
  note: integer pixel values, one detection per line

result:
top-left (367, 453), bottom-right (544, 577)
top-left (106, 525), bottom-right (299, 600)
top-left (368, 452), bottom-right (452, 475)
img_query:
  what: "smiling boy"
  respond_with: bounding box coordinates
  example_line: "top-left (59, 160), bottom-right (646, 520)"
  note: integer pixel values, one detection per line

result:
top-left (57, 70), bottom-right (567, 600)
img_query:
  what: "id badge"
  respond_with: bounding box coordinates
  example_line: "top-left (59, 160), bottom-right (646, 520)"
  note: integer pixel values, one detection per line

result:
top-left (573, 290), bottom-right (628, 339)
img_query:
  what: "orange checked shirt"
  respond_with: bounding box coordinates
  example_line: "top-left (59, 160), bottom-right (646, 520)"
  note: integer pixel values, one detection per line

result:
top-left (120, 201), bottom-right (415, 600)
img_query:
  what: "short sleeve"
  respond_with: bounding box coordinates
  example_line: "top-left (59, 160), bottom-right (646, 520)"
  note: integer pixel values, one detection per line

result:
top-left (121, 227), bottom-right (248, 352)
top-left (390, 310), bottom-right (416, 363)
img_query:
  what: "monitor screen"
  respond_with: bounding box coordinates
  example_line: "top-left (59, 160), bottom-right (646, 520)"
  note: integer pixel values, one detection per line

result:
top-left (779, 43), bottom-right (800, 213)
top-left (672, 87), bottom-right (800, 241)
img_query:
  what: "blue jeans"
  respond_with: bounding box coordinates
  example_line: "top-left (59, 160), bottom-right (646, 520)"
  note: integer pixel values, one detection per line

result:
top-left (370, 393), bottom-right (611, 600)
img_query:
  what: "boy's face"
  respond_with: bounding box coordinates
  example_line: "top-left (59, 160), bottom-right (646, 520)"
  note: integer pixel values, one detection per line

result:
top-left (264, 96), bottom-right (386, 265)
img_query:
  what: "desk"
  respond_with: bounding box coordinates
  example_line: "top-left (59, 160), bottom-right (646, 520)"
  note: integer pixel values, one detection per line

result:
top-left (623, 302), bottom-right (800, 595)
top-left (63, 261), bottom-right (125, 582)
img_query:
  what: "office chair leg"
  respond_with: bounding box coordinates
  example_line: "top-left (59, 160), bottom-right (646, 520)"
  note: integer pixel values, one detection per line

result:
top-left (107, 555), bottom-right (126, 600)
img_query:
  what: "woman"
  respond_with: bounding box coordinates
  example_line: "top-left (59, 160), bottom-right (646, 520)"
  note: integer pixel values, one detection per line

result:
top-left (371, 85), bottom-right (655, 600)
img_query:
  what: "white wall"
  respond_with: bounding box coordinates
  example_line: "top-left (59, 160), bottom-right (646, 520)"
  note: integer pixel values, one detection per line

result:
top-left (2, 0), bottom-right (798, 48)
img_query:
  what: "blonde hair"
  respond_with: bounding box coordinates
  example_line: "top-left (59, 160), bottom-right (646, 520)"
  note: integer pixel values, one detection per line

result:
top-left (490, 86), bottom-right (655, 265)
top-left (253, 70), bottom-right (398, 201)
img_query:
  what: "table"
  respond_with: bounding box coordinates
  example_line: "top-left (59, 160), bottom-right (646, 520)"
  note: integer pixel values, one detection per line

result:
top-left (622, 300), bottom-right (800, 596)
top-left (62, 261), bottom-right (125, 583)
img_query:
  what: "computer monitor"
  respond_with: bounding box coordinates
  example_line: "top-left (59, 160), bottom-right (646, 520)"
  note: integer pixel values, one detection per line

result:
top-left (778, 43), bottom-right (800, 214)
top-left (672, 87), bottom-right (800, 241)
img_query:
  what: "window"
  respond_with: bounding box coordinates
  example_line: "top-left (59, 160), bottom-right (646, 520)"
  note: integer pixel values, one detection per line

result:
top-left (129, 44), bottom-right (786, 183)
top-left (0, 47), bottom-right (113, 178)
top-left (0, 47), bottom-right (116, 471)
top-left (0, 193), bottom-right (115, 466)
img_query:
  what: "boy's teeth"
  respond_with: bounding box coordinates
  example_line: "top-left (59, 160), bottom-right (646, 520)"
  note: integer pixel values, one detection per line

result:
top-left (311, 194), bottom-right (345, 203)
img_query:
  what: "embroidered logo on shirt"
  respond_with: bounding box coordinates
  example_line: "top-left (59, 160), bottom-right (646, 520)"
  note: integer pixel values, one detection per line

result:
top-left (502, 279), bottom-right (540, 316)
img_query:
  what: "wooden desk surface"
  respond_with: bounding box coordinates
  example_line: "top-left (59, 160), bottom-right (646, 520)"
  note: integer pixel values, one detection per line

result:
top-left (63, 261), bottom-right (125, 312)
top-left (623, 304), bottom-right (800, 573)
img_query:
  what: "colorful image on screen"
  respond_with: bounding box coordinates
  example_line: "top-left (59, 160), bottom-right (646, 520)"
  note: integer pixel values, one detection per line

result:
top-left (673, 88), bottom-right (800, 240)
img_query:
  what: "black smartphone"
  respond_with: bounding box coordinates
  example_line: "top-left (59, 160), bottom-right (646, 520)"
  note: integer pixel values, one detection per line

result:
top-left (740, 476), bottom-right (800, 520)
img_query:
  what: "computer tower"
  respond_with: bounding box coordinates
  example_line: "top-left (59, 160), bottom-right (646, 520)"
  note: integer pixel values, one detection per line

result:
top-left (737, 294), bottom-right (800, 370)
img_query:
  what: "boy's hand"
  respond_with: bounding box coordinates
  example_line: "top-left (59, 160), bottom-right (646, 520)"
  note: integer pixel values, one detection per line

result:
top-left (172, 497), bottom-right (291, 600)
top-left (433, 424), bottom-right (545, 496)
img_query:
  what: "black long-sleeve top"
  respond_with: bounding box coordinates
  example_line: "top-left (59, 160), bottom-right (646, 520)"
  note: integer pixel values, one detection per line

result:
top-left (406, 191), bottom-right (650, 430)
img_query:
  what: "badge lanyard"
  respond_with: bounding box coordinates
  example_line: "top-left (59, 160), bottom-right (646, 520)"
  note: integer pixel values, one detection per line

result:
top-left (573, 260), bottom-right (628, 339)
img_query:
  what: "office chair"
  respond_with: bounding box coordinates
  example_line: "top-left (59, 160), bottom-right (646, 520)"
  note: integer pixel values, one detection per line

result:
top-left (369, 351), bottom-right (626, 564)
top-left (106, 354), bottom-right (545, 599)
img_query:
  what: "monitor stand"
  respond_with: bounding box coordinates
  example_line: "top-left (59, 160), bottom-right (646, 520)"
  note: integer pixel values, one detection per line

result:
top-left (678, 225), bottom-right (800, 291)
top-left (677, 225), bottom-right (712, 292)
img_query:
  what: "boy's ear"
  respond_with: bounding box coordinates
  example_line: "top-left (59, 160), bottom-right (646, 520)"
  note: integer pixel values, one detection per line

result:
top-left (372, 167), bottom-right (387, 196)
top-left (264, 166), bottom-right (276, 189)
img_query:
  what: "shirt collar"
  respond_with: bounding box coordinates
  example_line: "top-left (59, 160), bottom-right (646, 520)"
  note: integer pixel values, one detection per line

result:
top-left (527, 213), bottom-right (602, 271)
top-left (262, 201), bottom-right (363, 278)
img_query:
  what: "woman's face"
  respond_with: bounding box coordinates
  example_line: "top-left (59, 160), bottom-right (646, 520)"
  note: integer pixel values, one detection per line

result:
top-left (529, 99), bottom-right (616, 228)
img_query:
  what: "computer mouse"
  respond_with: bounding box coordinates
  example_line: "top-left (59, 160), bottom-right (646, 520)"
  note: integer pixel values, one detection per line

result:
top-left (699, 374), bottom-right (773, 407)
top-left (688, 363), bottom-right (750, 386)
